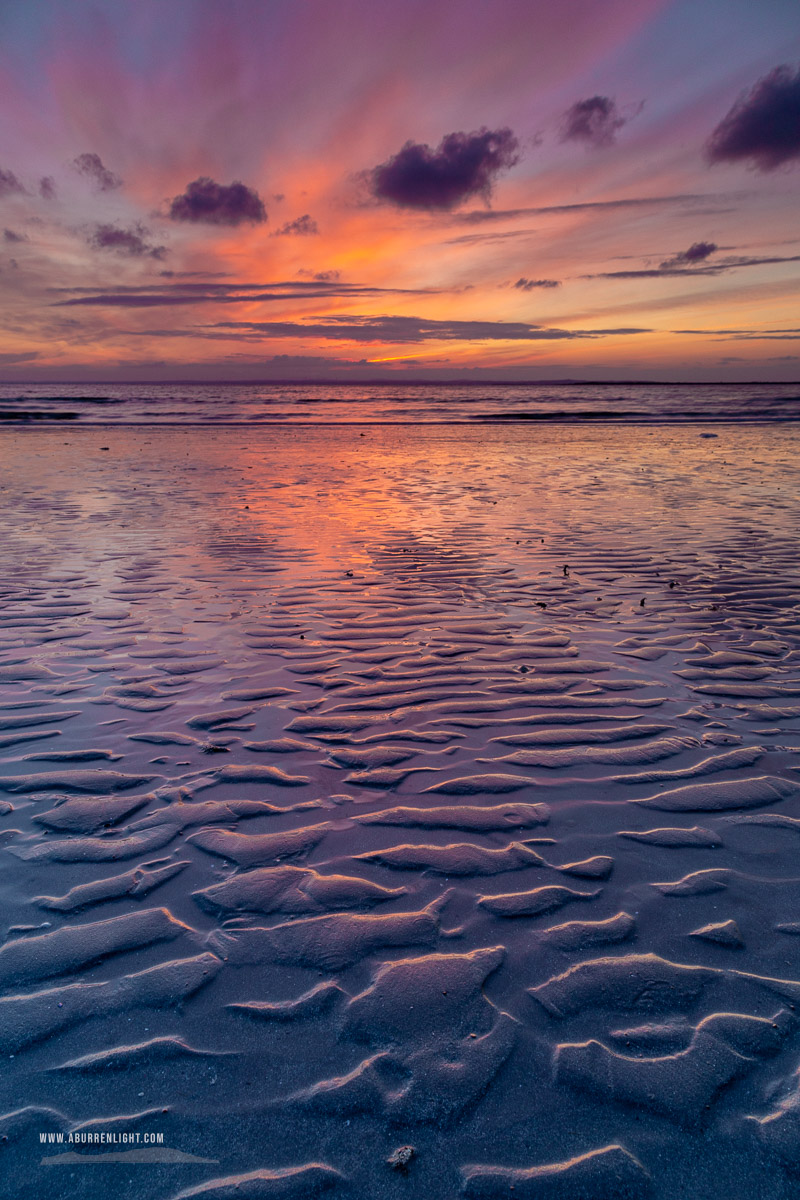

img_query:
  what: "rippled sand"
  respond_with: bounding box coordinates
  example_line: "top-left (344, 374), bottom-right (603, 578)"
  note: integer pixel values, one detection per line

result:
top-left (2, 422), bottom-right (800, 1199)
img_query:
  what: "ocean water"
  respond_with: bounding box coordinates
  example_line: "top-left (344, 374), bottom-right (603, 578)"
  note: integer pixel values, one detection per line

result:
top-left (1, 380), bottom-right (799, 424)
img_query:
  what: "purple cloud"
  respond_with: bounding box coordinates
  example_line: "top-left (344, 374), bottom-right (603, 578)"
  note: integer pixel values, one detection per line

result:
top-left (0, 169), bottom-right (25, 198)
top-left (274, 214), bottom-right (318, 236)
top-left (514, 277), bottom-right (561, 290)
top-left (587, 267), bottom-right (721, 279)
top-left (678, 240), bottom-right (717, 262)
top-left (706, 66), bottom-right (800, 170)
top-left (298, 268), bottom-right (341, 281)
top-left (560, 97), bottom-right (626, 147)
top-left (369, 128), bottom-right (520, 210)
top-left (72, 153), bottom-right (122, 191)
top-left (39, 176), bottom-right (56, 200)
top-left (588, 251), bottom-right (800, 280)
top-left (660, 241), bottom-right (718, 268)
top-left (52, 278), bottom-right (437, 307)
top-left (89, 224), bottom-right (166, 259)
top-left (207, 315), bottom-right (648, 343)
top-left (168, 177), bottom-right (266, 226)
top-left (3, 228), bottom-right (25, 243)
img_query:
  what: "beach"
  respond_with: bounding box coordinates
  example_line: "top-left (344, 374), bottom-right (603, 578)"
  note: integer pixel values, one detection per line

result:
top-left (2, 420), bottom-right (800, 1199)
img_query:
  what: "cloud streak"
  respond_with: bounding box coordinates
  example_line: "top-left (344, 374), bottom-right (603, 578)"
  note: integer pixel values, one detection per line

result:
top-left (451, 193), bottom-right (728, 224)
top-left (586, 253), bottom-right (800, 280)
top-left (206, 315), bottom-right (649, 343)
top-left (52, 281), bottom-right (442, 308)
top-left (513, 277), bottom-right (561, 290)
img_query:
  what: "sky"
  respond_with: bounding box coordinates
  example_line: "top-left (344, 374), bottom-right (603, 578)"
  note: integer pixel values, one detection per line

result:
top-left (0, 0), bottom-right (799, 383)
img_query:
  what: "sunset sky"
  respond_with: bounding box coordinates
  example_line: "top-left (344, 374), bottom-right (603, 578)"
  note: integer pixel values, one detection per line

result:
top-left (1, 0), bottom-right (799, 382)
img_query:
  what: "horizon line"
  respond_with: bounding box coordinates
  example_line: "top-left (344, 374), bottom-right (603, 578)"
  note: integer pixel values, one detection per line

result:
top-left (1, 378), bottom-right (799, 387)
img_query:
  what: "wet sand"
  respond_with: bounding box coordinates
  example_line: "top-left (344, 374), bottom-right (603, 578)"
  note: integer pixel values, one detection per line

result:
top-left (1, 421), bottom-right (800, 1199)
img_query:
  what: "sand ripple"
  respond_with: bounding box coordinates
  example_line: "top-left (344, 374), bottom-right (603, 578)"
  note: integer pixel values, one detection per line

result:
top-left (2, 423), bottom-right (800, 1197)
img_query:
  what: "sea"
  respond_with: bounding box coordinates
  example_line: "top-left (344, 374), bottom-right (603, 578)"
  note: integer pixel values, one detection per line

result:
top-left (1, 380), bottom-right (799, 424)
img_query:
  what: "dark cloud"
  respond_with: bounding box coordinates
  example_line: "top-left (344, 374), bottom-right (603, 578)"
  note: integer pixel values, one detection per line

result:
top-left (39, 176), bottom-right (56, 200)
top-left (368, 128), bottom-right (520, 210)
top-left (0, 168), bottom-right (25, 198)
top-left (585, 267), bottom-right (722, 279)
top-left (58, 280), bottom-right (353, 293)
top-left (681, 240), bottom-right (718, 261)
top-left (207, 315), bottom-right (649, 343)
top-left (262, 354), bottom-right (367, 367)
top-left (514, 277), bottom-right (561, 290)
top-left (560, 97), bottom-right (626, 147)
top-left (57, 290), bottom-right (336, 308)
top-left (3, 228), bottom-right (25, 243)
top-left (0, 351), bottom-right (38, 364)
top-left (52, 279), bottom-right (437, 307)
top-left (158, 270), bottom-right (231, 279)
top-left (659, 241), bottom-right (718, 268)
top-left (168, 177), bottom-right (266, 225)
top-left (72, 153), bottom-right (122, 192)
top-left (88, 223), bottom-right (166, 259)
top-left (706, 65), bottom-right (800, 170)
top-left (273, 214), bottom-right (318, 236)
top-left (588, 252), bottom-right (800, 280)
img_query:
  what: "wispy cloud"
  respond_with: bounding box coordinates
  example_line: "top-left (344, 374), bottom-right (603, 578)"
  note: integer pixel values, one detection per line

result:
top-left (88, 224), bottom-right (166, 259)
top-left (692, 330), bottom-right (800, 341)
top-left (71, 153), bottom-right (122, 192)
top-left (451, 193), bottom-right (729, 224)
top-left (273, 214), bottom-right (318, 236)
top-left (513, 277), bottom-right (561, 290)
top-left (52, 280), bottom-right (441, 307)
top-left (0, 169), bottom-right (25, 197)
top-left (205, 315), bottom-right (650, 343)
top-left (586, 253), bottom-right (800, 280)
top-left (444, 229), bottom-right (538, 246)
